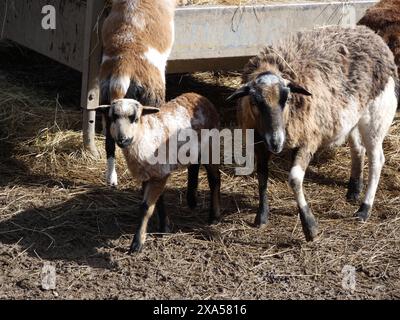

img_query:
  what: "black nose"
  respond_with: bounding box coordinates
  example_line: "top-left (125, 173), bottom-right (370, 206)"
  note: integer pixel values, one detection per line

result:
top-left (117, 136), bottom-right (132, 149)
top-left (270, 141), bottom-right (280, 152)
top-left (264, 135), bottom-right (283, 154)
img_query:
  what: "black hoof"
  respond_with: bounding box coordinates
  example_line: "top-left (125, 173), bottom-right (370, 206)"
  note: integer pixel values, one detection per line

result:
top-left (187, 193), bottom-right (197, 210)
top-left (158, 224), bottom-right (171, 234)
top-left (355, 203), bottom-right (371, 222)
top-left (254, 213), bottom-right (268, 228)
top-left (128, 238), bottom-right (143, 254)
top-left (346, 191), bottom-right (361, 203)
top-left (346, 178), bottom-right (363, 203)
top-left (208, 216), bottom-right (221, 225)
top-left (299, 205), bottom-right (319, 242)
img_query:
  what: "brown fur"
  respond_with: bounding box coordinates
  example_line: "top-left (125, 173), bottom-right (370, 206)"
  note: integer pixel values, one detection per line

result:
top-left (239, 26), bottom-right (398, 154)
top-left (100, 0), bottom-right (176, 106)
top-left (358, 0), bottom-right (400, 80)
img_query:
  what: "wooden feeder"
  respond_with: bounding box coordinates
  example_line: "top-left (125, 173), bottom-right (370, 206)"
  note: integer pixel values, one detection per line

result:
top-left (0, 0), bottom-right (376, 156)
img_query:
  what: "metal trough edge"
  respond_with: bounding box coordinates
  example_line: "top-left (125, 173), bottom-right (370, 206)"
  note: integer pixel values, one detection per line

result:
top-left (168, 0), bottom-right (377, 73)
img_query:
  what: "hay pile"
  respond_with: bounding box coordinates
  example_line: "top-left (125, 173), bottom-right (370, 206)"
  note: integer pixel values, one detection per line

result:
top-left (0, 43), bottom-right (400, 299)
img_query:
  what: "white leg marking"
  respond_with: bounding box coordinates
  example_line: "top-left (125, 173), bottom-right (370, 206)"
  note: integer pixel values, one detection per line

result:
top-left (106, 157), bottom-right (118, 187)
top-left (349, 127), bottom-right (365, 179)
top-left (358, 76), bottom-right (397, 207)
top-left (363, 148), bottom-right (384, 206)
top-left (110, 75), bottom-right (130, 97)
top-left (289, 165), bottom-right (307, 208)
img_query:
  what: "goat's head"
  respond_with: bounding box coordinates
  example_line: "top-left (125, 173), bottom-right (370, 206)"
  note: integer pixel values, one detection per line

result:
top-left (228, 71), bottom-right (312, 154)
top-left (96, 99), bottom-right (159, 149)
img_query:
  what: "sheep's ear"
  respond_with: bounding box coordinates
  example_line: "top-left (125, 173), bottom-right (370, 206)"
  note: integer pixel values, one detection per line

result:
top-left (287, 82), bottom-right (312, 96)
top-left (141, 106), bottom-right (160, 116)
top-left (226, 85), bottom-right (251, 102)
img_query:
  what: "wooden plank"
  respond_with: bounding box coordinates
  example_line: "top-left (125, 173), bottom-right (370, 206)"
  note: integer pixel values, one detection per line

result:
top-left (0, 0), bottom-right (87, 71)
top-left (80, 0), bottom-right (105, 110)
top-left (168, 0), bottom-right (377, 72)
top-left (167, 56), bottom-right (252, 74)
top-left (81, 0), bottom-right (105, 157)
top-left (0, 1), bottom-right (377, 74)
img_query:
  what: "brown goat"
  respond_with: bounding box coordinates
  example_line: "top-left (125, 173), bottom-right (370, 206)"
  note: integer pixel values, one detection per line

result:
top-left (228, 26), bottom-right (398, 242)
top-left (95, 93), bottom-right (221, 252)
top-left (99, 0), bottom-right (176, 187)
top-left (358, 0), bottom-right (400, 81)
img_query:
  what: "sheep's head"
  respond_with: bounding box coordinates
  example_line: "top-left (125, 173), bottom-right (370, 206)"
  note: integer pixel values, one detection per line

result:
top-left (228, 72), bottom-right (312, 154)
top-left (96, 99), bottom-right (159, 149)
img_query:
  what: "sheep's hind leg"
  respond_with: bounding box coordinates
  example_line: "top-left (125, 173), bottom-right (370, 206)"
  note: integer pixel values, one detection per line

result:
top-left (205, 164), bottom-right (221, 225)
top-left (289, 149), bottom-right (318, 242)
top-left (187, 164), bottom-right (200, 210)
top-left (346, 128), bottom-right (365, 202)
top-left (356, 124), bottom-right (387, 222)
top-left (129, 177), bottom-right (168, 253)
top-left (356, 77), bottom-right (397, 221)
top-left (355, 142), bottom-right (385, 222)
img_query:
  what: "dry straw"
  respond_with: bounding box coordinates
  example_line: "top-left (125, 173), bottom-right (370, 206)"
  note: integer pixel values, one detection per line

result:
top-left (1, 60), bottom-right (399, 298)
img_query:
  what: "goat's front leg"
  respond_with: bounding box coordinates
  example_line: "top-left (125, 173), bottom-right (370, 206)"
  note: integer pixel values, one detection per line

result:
top-left (105, 115), bottom-right (118, 187)
top-left (129, 177), bottom-right (168, 253)
top-left (289, 149), bottom-right (318, 241)
top-left (254, 143), bottom-right (271, 227)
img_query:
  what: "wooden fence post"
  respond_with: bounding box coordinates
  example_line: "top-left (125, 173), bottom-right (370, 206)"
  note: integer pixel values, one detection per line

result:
top-left (81, 0), bottom-right (105, 158)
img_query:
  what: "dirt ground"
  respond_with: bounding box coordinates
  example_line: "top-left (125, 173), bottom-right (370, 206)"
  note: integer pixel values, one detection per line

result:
top-left (0, 41), bottom-right (400, 300)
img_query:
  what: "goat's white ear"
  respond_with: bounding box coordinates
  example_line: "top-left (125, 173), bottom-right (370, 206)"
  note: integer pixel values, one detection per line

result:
top-left (226, 85), bottom-right (251, 102)
top-left (141, 107), bottom-right (160, 116)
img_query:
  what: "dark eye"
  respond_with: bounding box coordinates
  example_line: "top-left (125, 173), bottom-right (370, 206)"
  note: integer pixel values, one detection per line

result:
top-left (129, 115), bottom-right (137, 123)
top-left (250, 95), bottom-right (259, 106)
top-left (112, 113), bottom-right (118, 122)
top-left (251, 93), bottom-right (267, 112)
top-left (280, 87), bottom-right (290, 108)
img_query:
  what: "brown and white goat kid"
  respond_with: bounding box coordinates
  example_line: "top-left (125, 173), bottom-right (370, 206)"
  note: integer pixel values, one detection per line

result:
top-left (95, 93), bottom-right (221, 252)
top-left (99, 0), bottom-right (176, 187)
top-left (228, 26), bottom-right (398, 241)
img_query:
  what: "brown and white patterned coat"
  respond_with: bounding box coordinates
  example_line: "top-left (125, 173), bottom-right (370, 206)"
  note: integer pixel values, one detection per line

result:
top-left (97, 93), bottom-right (221, 253)
top-left (99, 0), bottom-right (176, 187)
top-left (229, 26), bottom-right (398, 241)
